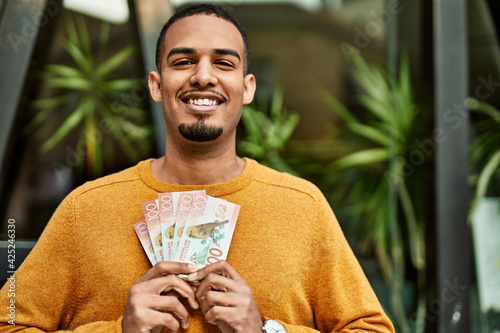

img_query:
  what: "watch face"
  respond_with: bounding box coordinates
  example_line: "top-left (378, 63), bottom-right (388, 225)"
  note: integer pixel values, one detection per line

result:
top-left (264, 319), bottom-right (286, 333)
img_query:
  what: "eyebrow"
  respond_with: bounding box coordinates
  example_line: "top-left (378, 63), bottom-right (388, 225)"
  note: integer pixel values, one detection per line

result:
top-left (167, 47), bottom-right (196, 59)
top-left (167, 47), bottom-right (241, 62)
top-left (214, 48), bottom-right (241, 62)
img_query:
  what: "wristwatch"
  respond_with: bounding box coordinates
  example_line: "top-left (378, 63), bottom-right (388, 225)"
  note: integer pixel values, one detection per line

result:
top-left (262, 319), bottom-right (287, 333)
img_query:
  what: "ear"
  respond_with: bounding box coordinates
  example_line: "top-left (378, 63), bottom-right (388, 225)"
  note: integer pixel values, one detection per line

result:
top-left (148, 71), bottom-right (162, 103)
top-left (242, 74), bottom-right (256, 105)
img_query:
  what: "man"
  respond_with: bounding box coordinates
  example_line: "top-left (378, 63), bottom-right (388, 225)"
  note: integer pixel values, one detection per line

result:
top-left (0, 4), bottom-right (395, 333)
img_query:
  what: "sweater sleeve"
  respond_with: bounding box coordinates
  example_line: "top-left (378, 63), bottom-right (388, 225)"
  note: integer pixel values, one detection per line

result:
top-left (0, 194), bottom-right (124, 331)
top-left (283, 194), bottom-right (395, 333)
top-left (0, 318), bottom-right (124, 332)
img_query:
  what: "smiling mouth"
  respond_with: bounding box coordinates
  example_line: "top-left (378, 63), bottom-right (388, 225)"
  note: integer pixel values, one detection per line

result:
top-left (185, 98), bottom-right (220, 106)
top-left (179, 90), bottom-right (227, 107)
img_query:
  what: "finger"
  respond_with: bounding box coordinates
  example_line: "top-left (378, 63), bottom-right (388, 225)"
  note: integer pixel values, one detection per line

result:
top-left (204, 303), bottom-right (263, 332)
top-left (141, 275), bottom-right (199, 309)
top-left (195, 273), bottom-right (236, 303)
top-left (137, 261), bottom-right (199, 283)
top-left (147, 295), bottom-right (191, 330)
top-left (187, 260), bottom-right (240, 282)
top-left (145, 309), bottom-right (182, 332)
top-left (123, 301), bottom-right (183, 333)
top-left (198, 290), bottom-right (240, 315)
top-left (204, 305), bottom-right (236, 326)
top-left (204, 289), bottom-right (240, 307)
top-left (196, 275), bottom-right (250, 312)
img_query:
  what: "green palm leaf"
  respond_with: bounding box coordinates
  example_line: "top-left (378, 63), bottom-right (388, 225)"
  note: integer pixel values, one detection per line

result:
top-left (470, 150), bottom-right (500, 217)
top-left (278, 113), bottom-right (300, 142)
top-left (238, 87), bottom-right (299, 171)
top-left (30, 12), bottom-right (152, 177)
top-left (347, 122), bottom-right (391, 146)
top-left (468, 97), bottom-right (500, 210)
top-left (95, 45), bottom-right (137, 78)
top-left (76, 15), bottom-right (92, 61)
top-left (40, 98), bottom-right (90, 153)
top-left (23, 107), bottom-right (55, 135)
top-left (103, 78), bottom-right (142, 91)
top-left (318, 87), bottom-right (358, 123)
top-left (45, 64), bottom-right (83, 78)
top-left (45, 77), bottom-right (93, 91)
top-left (357, 95), bottom-right (393, 125)
top-left (65, 15), bottom-right (79, 48)
top-left (241, 106), bottom-right (263, 142)
top-left (116, 118), bottom-right (151, 140)
top-left (109, 123), bottom-right (141, 162)
top-left (64, 40), bottom-right (92, 74)
top-left (97, 22), bottom-right (110, 62)
top-left (270, 88), bottom-right (284, 119)
top-left (395, 56), bottom-right (413, 130)
top-left (29, 96), bottom-right (67, 110)
top-left (333, 148), bottom-right (390, 170)
top-left (471, 133), bottom-right (500, 163)
top-left (467, 97), bottom-right (500, 124)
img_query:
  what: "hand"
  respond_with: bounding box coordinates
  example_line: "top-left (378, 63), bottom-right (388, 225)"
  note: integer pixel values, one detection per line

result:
top-left (187, 260), bottom-right (262, 333)
top-left (122, 261), bottom-right (200, 333)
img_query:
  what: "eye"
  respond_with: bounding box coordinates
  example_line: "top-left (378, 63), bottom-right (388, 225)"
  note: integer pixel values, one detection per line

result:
top-left (215, 60), bottom-right (235, 69)
top-left (173, 59), bottom-right (195, 67)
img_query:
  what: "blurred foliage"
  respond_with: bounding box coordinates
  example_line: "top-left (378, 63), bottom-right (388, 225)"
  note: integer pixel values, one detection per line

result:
top-left (239, 52), bottom-right (429, 332)
top-left (288, 50), bottom-right (427, 333)
top-left (26, 14), bottom-right (153, 178)
top-left (468, 97), bottom-right (500, 216)
top-left (238, 88), bottom-right (300, 174)
top-left (240, 47), bottom-right (499, 333)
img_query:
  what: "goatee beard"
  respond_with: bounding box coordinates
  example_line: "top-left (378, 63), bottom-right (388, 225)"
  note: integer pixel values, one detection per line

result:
top-left (178, 117), bottom-right (223, 142)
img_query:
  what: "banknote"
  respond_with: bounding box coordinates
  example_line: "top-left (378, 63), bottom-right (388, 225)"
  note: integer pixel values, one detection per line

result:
top-left (142, 199), bottom-right (164, 261)
top-left (171, 191), bottom-right (203, 259)
top-left (135, 191), bottom-right (238, 269)
top-left (158, 191), bottom-right (206, 261)
top-left (174, 196), bottom-right (240, 267)
top-left (158, 192), bottom-right (178, 262)
top-left (133, 220), bottom-right (157, 265)
top-left (172, 192), bottom-right (208, 262)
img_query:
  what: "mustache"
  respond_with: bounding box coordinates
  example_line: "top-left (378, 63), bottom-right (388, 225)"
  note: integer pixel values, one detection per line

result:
top-left (178, 89), bottom-right (228, 102)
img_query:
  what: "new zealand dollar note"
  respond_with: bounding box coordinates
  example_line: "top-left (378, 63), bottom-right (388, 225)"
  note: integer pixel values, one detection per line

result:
top-left (133, 220), bottom-right (157, 265)
top-left (172, 192), bottom-right (208, 262)
top-left (171, 191), bottom-right (196, 259)
top-left (142, 199), bottom-right (164, 261)
top-left (158, 191), bottom-right (206, 261)
top-left (174, 196), bottom-right (240, 267)
top-left (158, 192), bottom-right (178, 262)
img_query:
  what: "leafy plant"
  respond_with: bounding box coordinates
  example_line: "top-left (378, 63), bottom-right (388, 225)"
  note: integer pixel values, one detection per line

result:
top-left (291, 50), bottom-right (427, 332)
top-left (238, 88), bottom-right (300, 174)
top-left (468, 97), bottom-right (500, 215)
top-left (27, 14), bottom-right (153, 177)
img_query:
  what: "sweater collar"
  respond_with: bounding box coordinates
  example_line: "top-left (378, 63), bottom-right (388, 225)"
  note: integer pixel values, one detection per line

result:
top-left (137, 157), bottom-right (255, 197)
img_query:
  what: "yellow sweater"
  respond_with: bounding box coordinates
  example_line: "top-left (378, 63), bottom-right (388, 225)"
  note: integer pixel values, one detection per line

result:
top-left (0, 158), bottom-right (394, 332)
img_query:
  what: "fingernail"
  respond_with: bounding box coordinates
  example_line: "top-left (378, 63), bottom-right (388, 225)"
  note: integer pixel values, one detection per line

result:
top-left (187, 272), bottom-right (198, 280)
top-left (183, 319), bottom-right (190, 329)
top-left (188, 264), bottom-right (198, 271)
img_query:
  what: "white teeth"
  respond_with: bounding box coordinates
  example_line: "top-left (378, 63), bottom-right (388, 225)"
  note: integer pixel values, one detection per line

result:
top-left (188, 99), bottom-right (218, 106)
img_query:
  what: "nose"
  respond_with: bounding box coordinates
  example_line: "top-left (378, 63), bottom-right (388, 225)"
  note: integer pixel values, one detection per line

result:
top-left (190, 59), bottom-right (218, 87)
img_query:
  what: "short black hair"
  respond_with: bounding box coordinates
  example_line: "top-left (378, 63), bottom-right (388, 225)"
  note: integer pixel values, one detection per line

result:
top-left (155, 4), bottom-right (250, 74)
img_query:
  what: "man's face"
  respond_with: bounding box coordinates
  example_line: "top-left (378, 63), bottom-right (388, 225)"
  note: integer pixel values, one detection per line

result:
top-left (149, 14), bottom-right (256, 143)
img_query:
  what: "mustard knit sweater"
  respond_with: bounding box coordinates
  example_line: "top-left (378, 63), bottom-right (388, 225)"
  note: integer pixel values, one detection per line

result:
top-left (0, 158), bottom-right (394, 332)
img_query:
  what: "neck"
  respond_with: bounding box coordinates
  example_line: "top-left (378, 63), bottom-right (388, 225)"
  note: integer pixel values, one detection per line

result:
top-left (151, 139), bottom-right (245, 185)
